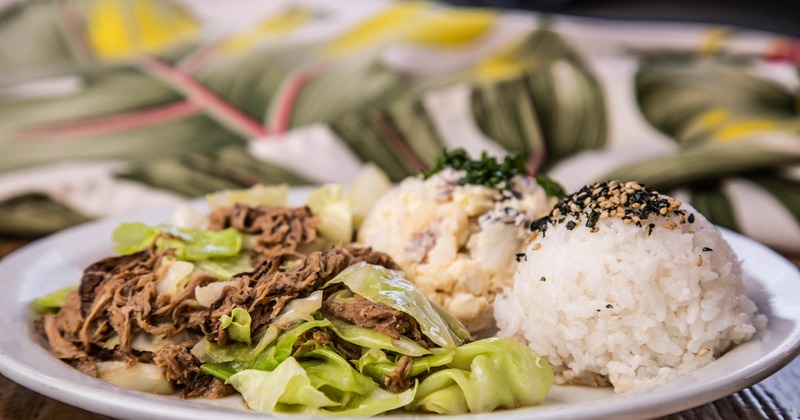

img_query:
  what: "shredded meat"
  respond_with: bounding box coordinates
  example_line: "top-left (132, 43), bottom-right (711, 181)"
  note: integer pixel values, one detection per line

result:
top-left (41, 248), bottom-right (229, 397)
top-left (79, 252), bottom-right (152, 317)
top-left (39, 292), bottom-right (97, 377)
top-left (195, 246), bottom-right (398, 344)
top-left (153, 342), bottom-right (234, 399)
top-left (321, 298), bottom-right (423, 343)
top-left (38, 201), bottom-right (407, 401)
top-left (383, 355), bottom-right (414, 392)
top-left (208, 204), bottom-right (319, 265)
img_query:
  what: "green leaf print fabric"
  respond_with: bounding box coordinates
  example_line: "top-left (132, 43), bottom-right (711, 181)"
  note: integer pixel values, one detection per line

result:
top-left (0, 0), bottom-right (797, 251)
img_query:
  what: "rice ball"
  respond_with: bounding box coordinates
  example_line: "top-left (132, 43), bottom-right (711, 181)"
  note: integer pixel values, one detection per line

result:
top-left (494, 180), bottom-right (766, 392)
top-left (358, 168), bottom-right (555, 332)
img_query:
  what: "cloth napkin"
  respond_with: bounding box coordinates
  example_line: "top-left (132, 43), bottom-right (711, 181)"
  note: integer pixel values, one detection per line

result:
top-left (0, 0), bottom-right (798, 252)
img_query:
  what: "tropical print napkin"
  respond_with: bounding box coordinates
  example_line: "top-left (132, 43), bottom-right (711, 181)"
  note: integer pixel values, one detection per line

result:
top-left (0, 0), bottom-right (798, 252)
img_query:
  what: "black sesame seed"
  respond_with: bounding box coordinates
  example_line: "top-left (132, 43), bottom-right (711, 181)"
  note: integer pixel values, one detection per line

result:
top-left (605, 304), bottom-right (613, 309)
top-left (515, 253), bottom-right (526, 262)
top-left (648, 223), bottom-right (655, 235)
top-left (688, 213), bottom-right (695, 223)
top-left (566, 220), bottom-right (577, 230)
top-left (702, 247), bottom-right (713, 252)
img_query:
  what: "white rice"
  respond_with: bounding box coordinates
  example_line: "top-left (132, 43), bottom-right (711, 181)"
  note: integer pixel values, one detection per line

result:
top-left (495, 188), bottom-right (766, 392)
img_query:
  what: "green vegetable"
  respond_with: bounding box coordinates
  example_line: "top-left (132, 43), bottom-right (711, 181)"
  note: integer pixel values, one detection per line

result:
top-left (228, 353), bottom-right (414, 416)
top-left (30, 286), bottom-right (77, 314)
top-left (195, 254), bottom-right (252, 280)
top-left (112, 222), bottom-right (243, 261)
top-left (227, 358), bottom-right (338, 413)
top-left (324, 263), bottom-right (468, 349)
top-left (206, 184), bottom-right (288, 210)
top-left (306, 184), bottom-right (353, 245)
top-left (356, 348), bottom-right (454, 382)
top-left (112, 222), bottom-right (159, 255)
top-left (271, 290), bottom-right (322, 329)
top-left (300, 347), bottom-right (378, 396)
top-left (536, 174), bottom-right (567, 199)
top-left (220, 308), bottom-right (252, 345)
top-left (156, 226), bottom-right (242, 261)
top-left (193, 326), bottom-right (279, 366)
top-left (424, 148), bottom-right (528, 189)
top-left (200, 362), bottom-right (237, 382)
top-left (253, 320), bottom-right (330, 371)
top-left (407, 337), bottom-right (554, 414)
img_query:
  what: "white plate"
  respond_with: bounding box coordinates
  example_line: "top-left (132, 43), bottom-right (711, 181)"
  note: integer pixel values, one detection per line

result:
top-left (1, 189), bottom-right (799, 420)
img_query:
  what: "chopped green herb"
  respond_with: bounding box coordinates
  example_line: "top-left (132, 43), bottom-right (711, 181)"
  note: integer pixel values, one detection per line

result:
top-left (536, 174), bottom-right (566, 200)
top-left (540, 276), bottom-right (546, 282)
top-left (424, 148), bottom-right (529, 189)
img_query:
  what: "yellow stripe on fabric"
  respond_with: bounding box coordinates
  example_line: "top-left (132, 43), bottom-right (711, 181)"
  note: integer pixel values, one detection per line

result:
top-left (323, 3), bottom-right (495, 56)
top-left (403, 8), bottom-right (495, 46)
top-left (87, 0), bottom-right (198, 59)
top-left (475, 44), bottom-right (528, 80)
top-left (698, 108), bottom-right (731, 129)
top-left (223, 7), bottom-right (314, 53)
top-left (323, 2), bottom-right (426, 55)
top-left (715, 119), bottom-right (778, 142)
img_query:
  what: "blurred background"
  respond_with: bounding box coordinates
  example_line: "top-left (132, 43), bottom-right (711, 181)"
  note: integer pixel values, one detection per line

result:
top-left (448, 0), bottom-right (800, 37)
top-left (0, 0), bottom-right (798, 254)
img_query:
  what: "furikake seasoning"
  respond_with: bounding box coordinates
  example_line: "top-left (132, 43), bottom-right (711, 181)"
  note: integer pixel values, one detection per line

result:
top-left (529, 181), bottom-right (693, 235)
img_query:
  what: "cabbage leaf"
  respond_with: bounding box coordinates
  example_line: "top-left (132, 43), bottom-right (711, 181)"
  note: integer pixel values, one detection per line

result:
top-left (306, 184), bottom-right (353, 245)
top-left (227, 358), bottom-right (337, 413)
top-left (30, 286), bottom-right (77, 314)
top-left (195, 253), bottom-right (252, 280)
top-left (206, 184), bottom-right (288, 209)
top-left (324, 263), bottom-right (468, 349)
top-left (112, 223), bottom-right (242, 261)
top-left (356, 348), bottom-right (454, 382)
top-left (220, 308), bottom-right (252, 345)
top-left (407, 337), bottom-right (553, 414)
top-left (193, 326), bottom-right (279, 366)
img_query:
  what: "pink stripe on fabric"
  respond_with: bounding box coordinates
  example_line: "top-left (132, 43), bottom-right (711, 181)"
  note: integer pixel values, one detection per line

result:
top-left (139, 56), bottom-right (270, 138)
top-left (19, 101), bottom-right (202, 140)
top-left (270, 63), bottom-right (327, 134)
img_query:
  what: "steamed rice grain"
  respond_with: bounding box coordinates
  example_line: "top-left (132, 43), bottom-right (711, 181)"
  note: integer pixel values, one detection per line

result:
top-left (495, 181), bottom-right (766, 392)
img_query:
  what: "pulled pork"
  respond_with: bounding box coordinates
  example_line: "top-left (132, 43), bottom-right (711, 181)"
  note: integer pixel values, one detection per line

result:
top-left (208, 204), bottom-right (319, 265)
top-left (40, 249), bottom-right (217, 395)
top-left (321, 298), bottom-right (428, 346)
top-left (195, 246), bottom-right (398, 344)
top-left (153, 342), bottom-right (233, 399)
top-left (38, 201), bottom-right (429, 398)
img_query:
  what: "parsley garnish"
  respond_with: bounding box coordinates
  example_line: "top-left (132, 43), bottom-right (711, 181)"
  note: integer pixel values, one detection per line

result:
top-left (424, 148), bottom-right (528, 189)
top-left (535, 174), bottom-right (566, 200)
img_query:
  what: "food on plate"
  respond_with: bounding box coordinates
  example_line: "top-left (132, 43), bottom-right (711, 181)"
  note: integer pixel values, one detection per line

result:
top-left (358, 149), bottom-right (561, 332)
top-left (495, 180), bottom-right (767, 392)
top-left (33, 183), bottom-right (554, 415)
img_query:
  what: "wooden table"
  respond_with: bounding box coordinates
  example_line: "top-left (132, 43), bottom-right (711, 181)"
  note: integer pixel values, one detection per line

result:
top-left (1, 240), bottom-right (798, 419)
